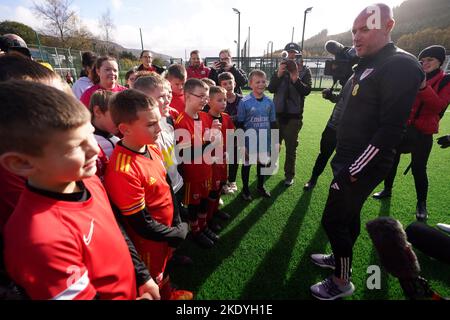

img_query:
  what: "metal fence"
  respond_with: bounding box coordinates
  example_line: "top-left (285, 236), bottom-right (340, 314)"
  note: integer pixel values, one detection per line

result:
top-left (27, 44), bottom-right (138, 84)
top-left (28, 44), bottom-right (83, 80)
top-left (204, 56), bottom-right (338, 90)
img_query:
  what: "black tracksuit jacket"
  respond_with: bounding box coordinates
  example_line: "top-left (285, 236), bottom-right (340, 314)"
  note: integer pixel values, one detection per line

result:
top-left (332, 43), bottom-right (424, 179)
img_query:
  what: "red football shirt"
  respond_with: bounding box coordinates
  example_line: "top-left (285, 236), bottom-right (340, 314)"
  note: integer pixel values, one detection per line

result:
top-left (80, 84), bottom-right (127, 107)
top-left (204, 111), bottom-right (235, 153)
top-left (104, 143), bottom-right (174, 281)
top-left (104, 143), bottom-right (173, 226)
top-left (170, 92), bottom-right (185, 115)
top-left (204, 112), bottom-right (235, 185)
top-left (3, 176), bottom-right (136, 300)
top-left (174, 111), bottom-right (212, 183)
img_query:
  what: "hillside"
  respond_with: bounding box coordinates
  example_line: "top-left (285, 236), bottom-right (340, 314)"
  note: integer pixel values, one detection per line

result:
top-left (0, 20), bottom-right (171, 60)
top-left (301, 0), bottom-right (450, 56)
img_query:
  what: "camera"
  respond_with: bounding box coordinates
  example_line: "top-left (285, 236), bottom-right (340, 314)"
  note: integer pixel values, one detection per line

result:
top-left (215, 61), bottom-right (226, 69)
top-left (323, 40), bottom-right (359, 86)
top-left (280, 50), bottom-right (301, 73)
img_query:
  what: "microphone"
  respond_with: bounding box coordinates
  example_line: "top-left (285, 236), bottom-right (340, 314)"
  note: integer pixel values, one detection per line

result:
top-left (366, 217), bottom-right (445, 300)
top-left (366, 217), bottom-right (420, 279)
top-left (324, 40), bottom-right (346, 56)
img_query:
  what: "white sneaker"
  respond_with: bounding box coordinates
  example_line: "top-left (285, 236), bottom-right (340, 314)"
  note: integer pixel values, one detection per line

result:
top-left (228, 182), bottom-right (238, 192)
top-left (222, 184), bottom-right (234, 194)
top-left (437, 223), bottom-right (450, 234)
top-left (310, 253), bottom-right (335, 270)
top-left (310, 276), bottom-right (355, 300)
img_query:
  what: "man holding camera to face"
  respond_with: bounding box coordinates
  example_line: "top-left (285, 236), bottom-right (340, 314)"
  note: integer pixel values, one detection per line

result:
top-left (268, 42), bottom-right (312, 186)
top-left (208, 49), bottom-right (248, 94)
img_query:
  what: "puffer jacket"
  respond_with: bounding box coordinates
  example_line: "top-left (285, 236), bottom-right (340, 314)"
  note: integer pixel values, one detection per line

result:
top-left (408, 69), bottom-right (450, 134)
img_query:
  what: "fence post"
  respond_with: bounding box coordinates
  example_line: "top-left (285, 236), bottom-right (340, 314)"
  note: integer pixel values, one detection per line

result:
top-left (54, 47), bottom-right (62, 72)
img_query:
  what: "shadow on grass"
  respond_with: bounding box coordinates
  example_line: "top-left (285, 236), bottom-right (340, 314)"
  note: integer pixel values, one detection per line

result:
top-left (416, 249), bottom-right (450, 289)
top-left (282, 225), bottom-right (330, 299)
top-left (239, 191), bottom-right (313, 299)
top-left (362, 197), bottom-right (391, 300)
top-left (172, 181), bottom-right (286, 293)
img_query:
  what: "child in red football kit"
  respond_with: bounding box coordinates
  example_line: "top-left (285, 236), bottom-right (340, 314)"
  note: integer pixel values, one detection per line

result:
top-left (174, 79), bottom-right (222, 248)
top-left (166, 64), bottom-right (187, 115)
top-left (104, 89), bottom-right (191, 300)
top-left (0, 81), bottom-right (137, 300)
top-left (204, 86), bottom-right (234, 231)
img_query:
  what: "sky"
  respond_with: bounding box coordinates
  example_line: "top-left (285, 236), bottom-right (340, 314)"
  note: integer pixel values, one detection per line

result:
top-left (0, 0), bottom-right (407, 59)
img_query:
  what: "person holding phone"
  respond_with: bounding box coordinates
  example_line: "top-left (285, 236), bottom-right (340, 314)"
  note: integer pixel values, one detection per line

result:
top-left (208, 49), bottom-right (248, 94)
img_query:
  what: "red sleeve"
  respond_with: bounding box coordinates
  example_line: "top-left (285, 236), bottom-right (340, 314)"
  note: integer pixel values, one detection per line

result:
top-left (80, 87), bottom-right (94, 107)
top-left (104, 160), bottom-right (146, 216)
top-left (174, 113), bottom-right (191, 147)
top-left (418, 82), bottom-right (450, 114)
top-left (4, 226), bottom-right (97, 300)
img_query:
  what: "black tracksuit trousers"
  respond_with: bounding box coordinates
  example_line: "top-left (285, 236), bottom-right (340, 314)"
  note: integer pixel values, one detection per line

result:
top-left (322, 152), bottom-right (395, 280)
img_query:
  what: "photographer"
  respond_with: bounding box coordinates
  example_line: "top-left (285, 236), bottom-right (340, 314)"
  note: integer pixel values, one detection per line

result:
top-left (304, 42), bottom-right (357, 190)
top-left (208, 49), bottom-right (248, 94)
top-left (268, 42), bottom-right (312, 186)
top-left (372, 45), bottom-right (450, 221)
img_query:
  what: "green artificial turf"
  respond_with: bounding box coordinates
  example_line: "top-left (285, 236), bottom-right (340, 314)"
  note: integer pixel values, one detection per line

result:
top-left (172, 91), bottom-right (450, 300)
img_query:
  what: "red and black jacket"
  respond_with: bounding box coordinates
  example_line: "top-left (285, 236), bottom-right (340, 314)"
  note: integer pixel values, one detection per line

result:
top-left (408, 69), bottom-right (450, 135)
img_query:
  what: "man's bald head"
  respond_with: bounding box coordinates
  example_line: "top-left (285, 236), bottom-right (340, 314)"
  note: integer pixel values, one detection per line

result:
top-left (352, 3), bottom-right (395, 57)
top-left (356, 3), bottom-right (393, 26)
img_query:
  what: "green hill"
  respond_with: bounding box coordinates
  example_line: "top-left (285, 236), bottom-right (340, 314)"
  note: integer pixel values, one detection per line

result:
top-left (302, 0), bottom-right (450, 56)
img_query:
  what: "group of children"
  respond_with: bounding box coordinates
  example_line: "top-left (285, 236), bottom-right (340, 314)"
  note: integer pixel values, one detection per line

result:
top-left (0, 51), bottom-right (279, 300)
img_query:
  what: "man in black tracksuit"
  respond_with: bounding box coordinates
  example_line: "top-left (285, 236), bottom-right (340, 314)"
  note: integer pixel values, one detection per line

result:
top-left (309, 3), bottom-right (424, 300)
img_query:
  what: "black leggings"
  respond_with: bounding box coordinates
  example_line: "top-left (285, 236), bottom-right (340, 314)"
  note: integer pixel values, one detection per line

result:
top-left (384, 134), bottom-right (433, 202)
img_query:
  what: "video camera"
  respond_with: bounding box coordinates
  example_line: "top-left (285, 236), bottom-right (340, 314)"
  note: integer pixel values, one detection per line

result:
top-left (323, 40), bottom-right (358, 87)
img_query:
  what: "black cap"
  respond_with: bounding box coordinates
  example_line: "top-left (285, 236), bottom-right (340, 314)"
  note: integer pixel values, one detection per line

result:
top-left (418, 45), bottom-right (446, 66)
top-left (0, 35), bottom-right (31, 58)
top-left (284, 42), bottom-right (302, 54)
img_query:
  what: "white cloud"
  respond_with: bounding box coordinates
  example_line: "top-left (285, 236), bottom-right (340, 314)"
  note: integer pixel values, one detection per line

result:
top-left (1, 0), bottom-right (408, 59)
top-left (111, 0), bottom-right (122, 10)
top-left (12, 6), bottom-right (44, 30)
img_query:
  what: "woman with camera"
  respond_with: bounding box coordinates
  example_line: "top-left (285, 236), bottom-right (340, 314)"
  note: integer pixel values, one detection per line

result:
top-left (208, 49), bottom-right (248, 94)
top-left (373, 45), bottom-right (450, 221)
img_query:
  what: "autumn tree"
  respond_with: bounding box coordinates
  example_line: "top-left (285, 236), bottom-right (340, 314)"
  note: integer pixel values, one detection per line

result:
top-left (33, 0), bottom-right (79, 46)
top-left (98, 9), bottom-right (115, 52)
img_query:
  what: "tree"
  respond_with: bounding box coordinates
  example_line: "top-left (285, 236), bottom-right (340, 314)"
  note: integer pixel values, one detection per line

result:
top-left (98, 9), bottom-right (115, 52)
top-left (119, 51), bottom-right (136, 60)
top-left (0, 21), bottom-right (36, 44)
top-left (32, 0), bottom-right (79, 46)
top-left (66, 25), bottom-right (94, 51)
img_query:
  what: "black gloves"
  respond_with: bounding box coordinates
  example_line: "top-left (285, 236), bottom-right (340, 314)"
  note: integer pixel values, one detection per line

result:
top-left (437, 135), bottom-right (450, 149)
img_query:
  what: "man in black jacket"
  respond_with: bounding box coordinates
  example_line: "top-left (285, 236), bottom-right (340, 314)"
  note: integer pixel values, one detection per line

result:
top-left (268, 43), bottom-right (312, 186)
top-left (208, 49), bottom-right (248, 94)
top-left (309, 3), bottom-right (424, 300)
